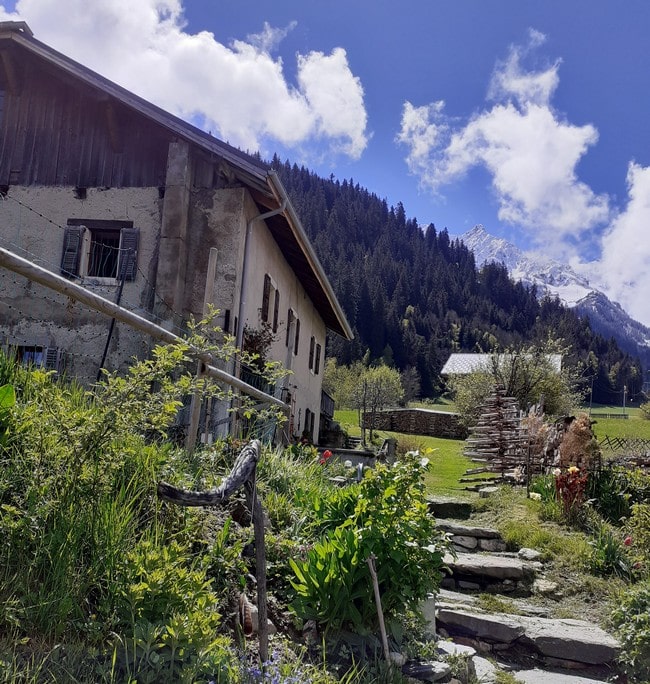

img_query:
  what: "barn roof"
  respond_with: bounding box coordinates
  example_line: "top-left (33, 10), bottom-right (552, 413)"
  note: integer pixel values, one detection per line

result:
top-left (0, 21), bottom-right (353, 340)
top-left (441, 353), bottom-right (563, 375)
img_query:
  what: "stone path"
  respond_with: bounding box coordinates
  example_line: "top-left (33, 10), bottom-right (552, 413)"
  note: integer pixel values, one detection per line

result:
top-left (423, 498), bottom-right (622, 683)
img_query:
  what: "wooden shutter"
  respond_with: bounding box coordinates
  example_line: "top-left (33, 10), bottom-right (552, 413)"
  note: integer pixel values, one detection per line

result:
top-left (294, 318), bottom-right (300, 355)
top-left (118, 228), bottom-right (139, 281)
top-left (44, 347), bottom-right (62, 373)
top-left (285, 309), bottom-right (294, 346)
top-left (261, 274), bottom-right (271, 322)
top-left (272, 290), bottom-right (280, 332)
top-left (309, 336), bottom-right (315, 370)
top-left (315, 344), bottom-right (321, 375)
top-left (60, 226), bottom-right (84, 278)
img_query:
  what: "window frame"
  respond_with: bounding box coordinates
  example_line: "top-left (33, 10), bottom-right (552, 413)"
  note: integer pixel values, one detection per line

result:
top-left (61, 219), bottom-right (139, 282)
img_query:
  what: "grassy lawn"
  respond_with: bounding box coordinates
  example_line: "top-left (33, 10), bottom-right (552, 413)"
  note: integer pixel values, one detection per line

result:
top-left (334, 402), bottom-right (650, 497)
top-left (334, 409), bottom-right (480, 497)
top-left (587, 406), bottom-right (650, 441)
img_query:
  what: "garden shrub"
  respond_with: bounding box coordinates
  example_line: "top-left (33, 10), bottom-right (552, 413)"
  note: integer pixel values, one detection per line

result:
top-left (586, 464), bottom-right (632, 524)
top-left (610, 580), bottom-right (650, 682)
top-left (625, 503), bottom-right (650, 578)
top-left (289, 451), bottom-right (449, 634)
top-left (586, 517), bottom-right (632, 580)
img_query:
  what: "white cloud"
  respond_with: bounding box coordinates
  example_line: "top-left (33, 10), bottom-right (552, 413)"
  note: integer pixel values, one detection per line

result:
top-left (397, 30), bottom-right (610, 250)
top-left (585, 162), bottom-right (650, 327)
top-left (1, 0), bottom-right (368, 160)
top-left (297, 48), bottom-right (369, 160)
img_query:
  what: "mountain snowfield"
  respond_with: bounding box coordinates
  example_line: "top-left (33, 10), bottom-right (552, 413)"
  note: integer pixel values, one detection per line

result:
top-left (460, 225), bottom-right (650, 366)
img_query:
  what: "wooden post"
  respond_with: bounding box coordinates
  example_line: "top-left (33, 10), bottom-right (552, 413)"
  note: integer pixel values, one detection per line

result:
top-left (367, 555), bottom-right (390, 663)
top-left (247, 477), bottom-right (269, 662)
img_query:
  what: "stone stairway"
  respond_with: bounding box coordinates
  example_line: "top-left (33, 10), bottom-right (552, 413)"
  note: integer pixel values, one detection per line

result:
top-left (416, 498), bottom-right (623, 683)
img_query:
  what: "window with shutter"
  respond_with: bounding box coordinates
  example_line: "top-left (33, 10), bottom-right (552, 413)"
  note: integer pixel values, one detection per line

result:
top-left (285, 309), bottom-right (294, 347)
top-left (294, 318), bottom-right (300, 355)
top-left (63, 220), bottom-right (138, 282)
top-left (315, 343), bottom-right (321, 375)
top-left (15, 346), bottom-right (62, 373)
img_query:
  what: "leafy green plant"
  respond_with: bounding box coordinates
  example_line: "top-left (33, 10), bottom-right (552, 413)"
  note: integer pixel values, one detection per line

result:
top-left (587, 519), bottom-right (632, 580)
top-left (0, 383), bottom-right (15, 448)
top-left (625, 503), bottom-right (650, 578)
top-left (289, 452), bottom-right (449, 634)
top-left (107, 539), bottom-right (228, 681)
top-left (529, 474), bottom-right (556, 504)
top-left (610, 580), bottom-right (650, 682)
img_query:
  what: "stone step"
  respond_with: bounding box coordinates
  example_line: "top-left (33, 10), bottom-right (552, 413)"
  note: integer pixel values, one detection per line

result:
top-left (436, 521), bottom-right (508, 552)
top-left (427, 496), bottom-right (474, 520)
top-left (441, 551), bottom-right (541, 594)
top-left (514, 669), bottom-right (613, 683)
top-left (434, 639), bottom-right (613, 684)
top-left (435, 607), bottom-right (620, 672)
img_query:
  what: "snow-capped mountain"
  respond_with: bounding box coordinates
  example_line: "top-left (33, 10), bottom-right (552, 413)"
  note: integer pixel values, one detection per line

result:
top-left (460, 225), bottom-right (650, 366)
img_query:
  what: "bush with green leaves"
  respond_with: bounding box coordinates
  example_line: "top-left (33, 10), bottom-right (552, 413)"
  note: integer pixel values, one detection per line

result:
top-left (586, 519), bottom-right (632, 580)
top-left (625, 503), bottom-right (650, 578)
top-left (289, 451), bottom-right (449, 634)
top-left (610, 580), bottom-right (650, 682)
top-left (105, 538), bottom-right (233, 682)
top-left (0, 332), bottom-right (287, 681)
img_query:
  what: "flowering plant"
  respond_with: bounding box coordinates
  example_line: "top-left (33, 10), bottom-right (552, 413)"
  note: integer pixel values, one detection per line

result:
top-left (318, 449), bottom-right (333, 465)
top-left (554, 465), bottom-right (588, 523)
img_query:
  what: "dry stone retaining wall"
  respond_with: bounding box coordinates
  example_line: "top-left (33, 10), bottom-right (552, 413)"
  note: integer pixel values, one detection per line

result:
top-left (362, 408), bottom-right (467, 440)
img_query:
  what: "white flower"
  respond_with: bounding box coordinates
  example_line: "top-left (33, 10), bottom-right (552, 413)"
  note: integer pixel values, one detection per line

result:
top-left (552, 468), bottom-right (561, 476)
top-left (529, 492), bottom-right (542, 501)
top-left (344, 460), bottom-right (353, 468)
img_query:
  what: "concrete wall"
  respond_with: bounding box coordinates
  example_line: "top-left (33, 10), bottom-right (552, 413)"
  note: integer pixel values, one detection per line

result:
top-left (363, 408), bottom-right (468, 440)
top-left (0, 184), bottom-right (162, 383)
top-left (0, 156), bottom-right (328, 443)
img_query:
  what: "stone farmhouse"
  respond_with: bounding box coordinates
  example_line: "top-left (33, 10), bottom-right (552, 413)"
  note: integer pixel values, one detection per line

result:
top-left (0, 22), bottom-right (352, 445)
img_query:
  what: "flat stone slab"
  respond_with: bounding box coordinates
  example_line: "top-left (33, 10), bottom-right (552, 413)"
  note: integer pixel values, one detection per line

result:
top-left (517, 616), bottom-right (620, 665)
top-left (437, 608), bottom-right (526, 644)
top-left (444, 552), bottom-right (526, 580)
top-left (427, 497), bottom-right (473, 519)
top-left (435, 608), bottom-right (620, 666)
top-left (437, 521), bottom-right (503, 538)
top-left (515, 669), bottom-right (611, 683)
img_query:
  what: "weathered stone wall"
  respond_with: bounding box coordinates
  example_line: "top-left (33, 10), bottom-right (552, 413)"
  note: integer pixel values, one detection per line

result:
top-left (362, 408), bottom-right (467, 440)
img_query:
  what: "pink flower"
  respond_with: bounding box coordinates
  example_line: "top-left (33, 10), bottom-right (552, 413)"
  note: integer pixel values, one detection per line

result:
top-left (624, 536), bottom-right (632, 546)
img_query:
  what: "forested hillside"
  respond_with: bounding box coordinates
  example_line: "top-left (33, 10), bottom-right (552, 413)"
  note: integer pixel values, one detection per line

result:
top-left (272, 157), bottom-right (642, 404)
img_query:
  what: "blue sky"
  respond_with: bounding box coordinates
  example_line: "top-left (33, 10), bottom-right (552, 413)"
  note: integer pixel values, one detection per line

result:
top-left (3, 1), bottom-right (650, 326)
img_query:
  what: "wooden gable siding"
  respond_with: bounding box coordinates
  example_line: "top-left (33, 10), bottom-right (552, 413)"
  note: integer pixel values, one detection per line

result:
top-left (0, 58), bottom-right (172, 188)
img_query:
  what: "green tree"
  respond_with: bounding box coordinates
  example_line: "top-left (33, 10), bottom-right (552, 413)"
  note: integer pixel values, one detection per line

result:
top-left (449, 340), bottom-right (584, 426)
top-left (363, 364), bottom-right (404, 441)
